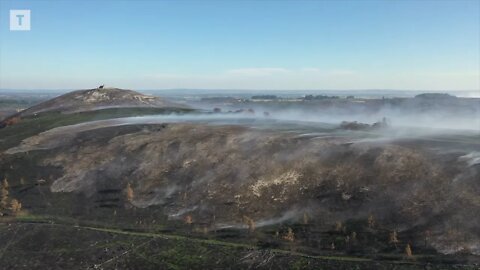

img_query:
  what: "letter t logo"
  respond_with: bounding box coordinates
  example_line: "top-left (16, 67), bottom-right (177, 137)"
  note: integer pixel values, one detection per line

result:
top-left (10, 10), bottom-right (31, 31)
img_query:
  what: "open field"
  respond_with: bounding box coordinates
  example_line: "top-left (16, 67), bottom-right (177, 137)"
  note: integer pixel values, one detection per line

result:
top-left (1, 217), bottom-right (477, 270)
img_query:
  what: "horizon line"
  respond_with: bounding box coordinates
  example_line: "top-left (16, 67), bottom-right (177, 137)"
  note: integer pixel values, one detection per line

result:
top-left (0, 88), bottom-right (478, 92)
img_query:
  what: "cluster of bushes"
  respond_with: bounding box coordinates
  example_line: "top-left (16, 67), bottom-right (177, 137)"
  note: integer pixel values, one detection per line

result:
top-left (303, 95), bottom-right (340, 100)
top-left (0, 178), bottom-right (22, 216)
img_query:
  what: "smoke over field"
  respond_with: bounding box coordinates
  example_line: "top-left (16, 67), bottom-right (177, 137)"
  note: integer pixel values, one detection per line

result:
top-left (1, 88), bottom-right (479, 268)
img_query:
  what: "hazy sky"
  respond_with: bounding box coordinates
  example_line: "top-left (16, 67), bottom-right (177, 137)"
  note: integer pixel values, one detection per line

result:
top-left (0, 0), bottom-right (479, 90)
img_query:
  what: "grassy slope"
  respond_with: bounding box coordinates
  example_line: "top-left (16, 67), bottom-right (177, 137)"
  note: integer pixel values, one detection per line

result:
top-left (0, 107), bottom-right (194, 151)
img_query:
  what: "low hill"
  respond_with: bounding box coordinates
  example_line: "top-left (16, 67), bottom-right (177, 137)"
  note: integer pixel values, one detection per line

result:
top-left (2, 121), bottom-right (479, 263)
top-left (0, 87), bottom-right (191, 130)
top-left (15, 87), bottom-right (188, 117)
top-left (0, 87), bottom-right (194, 150)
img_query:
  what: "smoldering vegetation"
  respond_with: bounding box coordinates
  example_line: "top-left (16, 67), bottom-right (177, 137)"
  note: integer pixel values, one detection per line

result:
top-left (5, 119), bottom-right (480, 256)
top-left (2, 89), bottom-right (480, 265)
top-left (185, 92), bottom-right (480, 131)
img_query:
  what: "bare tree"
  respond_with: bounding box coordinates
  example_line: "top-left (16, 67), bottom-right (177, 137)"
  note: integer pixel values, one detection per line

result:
top-left (2, 178), bottom-right (9, 189)
top-left (303, 212), bottom-right (309, 225)
top-left (184, 215), bottom-right (193, 224)
top-left (10, 199), bottom-right (22, 213)
top-left (335, 221), bottom-right (343, 232)
top-left (389, 230), bottom-right (399, 248)
top-left (243, 215), bottom-right (255, 233)
top-left (405, 244), bottom-right (413, 257)
top-left (283, 228), bottom-right (295, 242)
top-left (424, 230), bottom-right (431, 248)
top-left (351, 231), bottom-right (357, 242)
top-left (0, 184), bottom-right (9, 210)
top-left (125, 183), bottom-right (134, 203)
top-left (368, 214), bottom-right (375, 228)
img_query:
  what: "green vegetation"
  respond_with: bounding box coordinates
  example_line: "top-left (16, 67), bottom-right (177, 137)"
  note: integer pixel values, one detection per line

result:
top-left (1, 220), bottom-right (476, 270)
top-left (6, 214), bottom-right (474, 269)
top-left (0, 98), bottom-right (45, 108)
top-left (0, 107), bottom-right (194, 151)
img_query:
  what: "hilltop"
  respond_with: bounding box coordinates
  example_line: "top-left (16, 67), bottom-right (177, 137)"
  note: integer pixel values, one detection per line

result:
top-left (15, 87), bottom-right (188, 116)
top-left (0, 87), bottom-right (191, 129)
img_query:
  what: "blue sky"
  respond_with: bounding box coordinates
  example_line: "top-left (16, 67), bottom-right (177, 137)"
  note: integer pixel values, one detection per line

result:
top-left (0, 0), bottom-right (479, 90)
